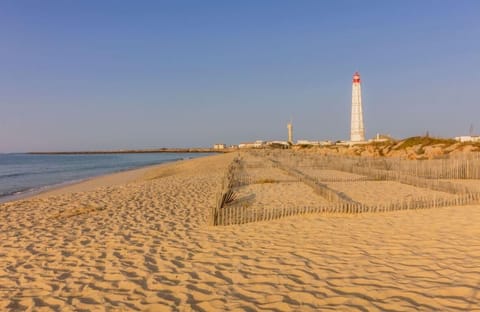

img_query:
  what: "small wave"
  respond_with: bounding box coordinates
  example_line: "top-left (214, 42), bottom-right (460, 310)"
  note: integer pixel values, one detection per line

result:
top-left (0, 187), bottom-right (32, 198)
top-left (0, 168), bottom-right (73, 179)
top-left (165, 157), bottom-right (184, 162)
top-left (0, 172), bottom-right (27, 179)
top-left (0, 178), bottom-right (88, 203)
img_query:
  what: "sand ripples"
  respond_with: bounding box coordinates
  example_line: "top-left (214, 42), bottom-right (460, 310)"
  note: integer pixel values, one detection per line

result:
top-left (0, 154), bottom-right (479, 310)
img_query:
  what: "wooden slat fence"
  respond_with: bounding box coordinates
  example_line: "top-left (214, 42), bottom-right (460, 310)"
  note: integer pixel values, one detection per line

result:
top-left (210, 151), bottom-right (480, 226)
top-left (213, 192), bottom-right (480, 226)
top-left (269, 158), bottom-right (359, 204)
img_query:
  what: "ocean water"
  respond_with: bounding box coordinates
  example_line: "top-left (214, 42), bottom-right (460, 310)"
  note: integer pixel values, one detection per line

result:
top-left (0, 153), bottom-right (212, 202)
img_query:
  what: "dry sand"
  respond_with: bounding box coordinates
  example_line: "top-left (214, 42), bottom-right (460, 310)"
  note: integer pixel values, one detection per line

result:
top-left (298, 169), bottom-right (366, 182)
top-left (325, 181), bottom-right (456, 206)
top-left (438, 179), bottom-right (480, 193)
top-left (235, 182), bottom-right (331, 210)
top-left (0, 153), bottom-right (479, 311)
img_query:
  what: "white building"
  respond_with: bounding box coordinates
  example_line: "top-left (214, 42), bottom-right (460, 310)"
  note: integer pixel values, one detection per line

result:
top-left (213, 143), bottom-right (226, 150)
top-left (253, 140), bottom-right (265, 148)
top-left (297, 140), bottom-right (332, 146)
top-left (455, 136), bottom-right (480, 143)
top-left (238, 140), bottom-right (265, 149)
top-left (266, 141), bottom-right (290, 148)
top-left (370, 133), bottom-right (393, 143)
top-left (238, 143), bottom-right (253, 149)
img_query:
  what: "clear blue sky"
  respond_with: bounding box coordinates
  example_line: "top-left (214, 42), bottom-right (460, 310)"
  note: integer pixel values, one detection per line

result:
top-left (1, 1), bottom-right (479, 152)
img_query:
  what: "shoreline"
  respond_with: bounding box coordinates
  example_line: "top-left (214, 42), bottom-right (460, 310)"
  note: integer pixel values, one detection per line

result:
top-left (0, 154), bottom-right (214, 204)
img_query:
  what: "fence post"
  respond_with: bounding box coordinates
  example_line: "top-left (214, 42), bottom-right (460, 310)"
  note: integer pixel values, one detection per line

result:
top-left (224, 207), bottom-right (227, 225)
top-left (232, 206), bottom-right (235, 225)
top-left (224, 207), bottom-right (228, 226)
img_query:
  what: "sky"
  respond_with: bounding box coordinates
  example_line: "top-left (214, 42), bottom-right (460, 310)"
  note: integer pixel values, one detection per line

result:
top-left (1, 1), bottom-right (479, 152)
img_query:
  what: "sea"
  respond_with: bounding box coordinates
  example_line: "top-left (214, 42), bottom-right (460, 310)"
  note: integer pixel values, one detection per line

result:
top-left (0, 153), bottom-right (212, 203)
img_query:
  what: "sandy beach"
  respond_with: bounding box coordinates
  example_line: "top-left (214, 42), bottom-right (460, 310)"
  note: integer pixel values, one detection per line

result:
top-left (1, 152), bottom-right (479, 311)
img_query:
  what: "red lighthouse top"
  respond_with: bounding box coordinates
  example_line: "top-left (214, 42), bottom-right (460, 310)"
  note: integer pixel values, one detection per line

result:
top-left (353, 72), bottom-right (361, 83)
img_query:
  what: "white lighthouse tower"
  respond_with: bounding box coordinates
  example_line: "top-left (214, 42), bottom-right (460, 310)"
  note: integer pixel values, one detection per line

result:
top-left (350, 71), bottom-right (365, 142)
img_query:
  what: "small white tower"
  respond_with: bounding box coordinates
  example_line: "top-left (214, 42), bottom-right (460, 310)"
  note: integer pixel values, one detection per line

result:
top-left (350, 71), bottom-right (365, 142)
top-left (287, 122), bottom-right (293, 144)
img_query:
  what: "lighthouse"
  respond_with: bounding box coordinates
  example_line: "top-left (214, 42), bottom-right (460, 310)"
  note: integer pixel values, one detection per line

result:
top-left (350, 71), bottom-right (365, 142)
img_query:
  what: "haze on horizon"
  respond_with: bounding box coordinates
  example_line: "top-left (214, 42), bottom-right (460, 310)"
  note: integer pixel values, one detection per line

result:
top-left (1, 1), bottom-right (479, 153)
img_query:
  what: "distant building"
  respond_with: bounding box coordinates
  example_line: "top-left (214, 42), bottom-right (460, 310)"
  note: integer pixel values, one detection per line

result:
top-left (297, 140), bottom-right (320, 146)
top-left (213, 143), bottom-right (226, 150)
top-left (253, 140), bottom-right (265, 148)
top-left (296, 140), bottom-right (332, 146)
top-left (266, 141), bottom-right (290, 148)
top-left (238, 140), bottom-right (265, 149)
top-left (455, 136), bottom-right (480, 143)
top-left (370, 133), bottom-right (393, 143)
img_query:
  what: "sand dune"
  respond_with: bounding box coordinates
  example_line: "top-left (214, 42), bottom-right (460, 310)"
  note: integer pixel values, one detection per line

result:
top-left (0, 153), bottom-right (479, 311)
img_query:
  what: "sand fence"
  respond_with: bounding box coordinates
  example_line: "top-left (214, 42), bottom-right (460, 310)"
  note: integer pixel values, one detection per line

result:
top-left (213, 193), bottom-right (480, 226)
top-left (210, 151), bottom-right (480, 226)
